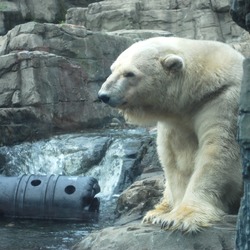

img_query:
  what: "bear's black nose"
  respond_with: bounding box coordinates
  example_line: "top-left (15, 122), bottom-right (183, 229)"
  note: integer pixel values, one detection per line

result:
top-left (98, 93), bottom-right (110, 104)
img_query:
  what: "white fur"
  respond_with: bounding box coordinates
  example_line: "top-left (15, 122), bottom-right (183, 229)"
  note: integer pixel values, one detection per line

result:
top-left (98, 37), bottom-right (244, 233)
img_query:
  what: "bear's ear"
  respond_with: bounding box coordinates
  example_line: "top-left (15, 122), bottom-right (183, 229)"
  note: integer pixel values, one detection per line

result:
top-left (160, 54), bottom-right (184, 72)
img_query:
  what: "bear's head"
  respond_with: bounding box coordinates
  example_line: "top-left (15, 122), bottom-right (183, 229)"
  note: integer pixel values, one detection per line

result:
top-left (98, 38), bottom-right (185, 124)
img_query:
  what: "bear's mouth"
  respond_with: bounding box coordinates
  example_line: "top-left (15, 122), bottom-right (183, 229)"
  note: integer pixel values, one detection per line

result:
top-left (106, 99), bottom-right (128, 108)
top-left (117, 101), bottom-right (128, 109)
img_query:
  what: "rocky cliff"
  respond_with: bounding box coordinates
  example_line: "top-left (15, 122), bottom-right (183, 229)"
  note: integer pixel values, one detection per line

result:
top-left (66, 0), bottom-right (250, 55)
top-left (0, 21), bottom-right (134, 144)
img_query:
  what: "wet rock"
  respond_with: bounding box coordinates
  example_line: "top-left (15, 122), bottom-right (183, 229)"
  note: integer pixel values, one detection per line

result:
top-left (114, 174), bottom-right (164, 225)
top-left (0, 128), bottom-right (155, 197)
top-left (73, 216), bottom-right (237, 250)
top-left (0, 132), bottom-right (112, 176)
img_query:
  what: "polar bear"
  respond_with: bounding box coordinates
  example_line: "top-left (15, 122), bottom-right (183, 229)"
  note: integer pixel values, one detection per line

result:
top-left (98, 37), bottom-right (244, 233)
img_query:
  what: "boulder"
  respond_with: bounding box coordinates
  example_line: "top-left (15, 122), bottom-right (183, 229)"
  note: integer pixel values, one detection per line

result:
top-left (114, 174), bottom-right (164, 225)
top-left (73, 216), bottom-right (237, 250)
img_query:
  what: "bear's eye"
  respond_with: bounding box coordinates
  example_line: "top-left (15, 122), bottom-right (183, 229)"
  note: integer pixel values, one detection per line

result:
top-left (123, 72), bottom-right (135, 78)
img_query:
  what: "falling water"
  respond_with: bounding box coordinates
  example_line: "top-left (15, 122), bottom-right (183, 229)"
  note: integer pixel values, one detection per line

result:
top-left (0, 128), bottom-right (151, 250)
top-left (0, 128), bottom-right (149, 199)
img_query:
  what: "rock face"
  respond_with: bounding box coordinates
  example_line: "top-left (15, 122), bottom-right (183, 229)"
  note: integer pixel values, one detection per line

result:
top-left (66, 0), bottom-right (245, 42)
top-left (66, 0), bottom-right (250, 57)
top-left (114, 174), bottom-right (164, 225)
top-left (0, 0), bottom-right (103, 35)
top-left (0, 21), bottom-right (172, 145)
top-left (236, 58), bottom-right (250, 249)
top-left (0, 22), bottom-right (132, 144)
top-left (0, 22), bottom-right (133, 80)
top-left (0, 47), bottom-right (114, 145)
top-left (0, 50), bottom-right (89, 144)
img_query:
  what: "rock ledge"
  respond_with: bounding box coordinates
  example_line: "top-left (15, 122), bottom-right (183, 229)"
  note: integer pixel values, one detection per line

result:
top-left (73, 216), bottom-right (237, 250)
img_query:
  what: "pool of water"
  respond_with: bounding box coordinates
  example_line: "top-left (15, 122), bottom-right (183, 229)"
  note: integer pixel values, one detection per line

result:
top-left (0, 197), bottom-right (117, 250)
top-left (0, 128), bottom-right (151, 249)
top-left (1, 219), bottom-right (92, 250)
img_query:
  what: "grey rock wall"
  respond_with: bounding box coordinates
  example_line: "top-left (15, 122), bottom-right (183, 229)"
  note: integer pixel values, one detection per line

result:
top-left (66, 0), bottom-right (245, 43)
top-left (0, 50), bottom-right (92, 144)
top-left (66, 0), bottom-right (250, 57)
top-left (0, 0), bottom-right (247, 249)
top-left (0, 0), bottom-right (103, 35)
top-left (0, 21), bottom-right (173, 145)
top-left (0, 22), bottom-right (136, 144)
top-left (0, 21), bottom-right (133, 81)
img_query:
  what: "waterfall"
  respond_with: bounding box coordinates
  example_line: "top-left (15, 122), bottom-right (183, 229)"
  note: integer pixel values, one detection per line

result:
top-left (0, 128), bottom-right (150, 199)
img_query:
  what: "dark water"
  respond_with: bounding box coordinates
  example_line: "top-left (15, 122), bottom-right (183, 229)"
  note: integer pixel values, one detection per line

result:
top-left (1, 219), bottom-right (92, 250)
top-left (0, 198), bottom-right (117, 250)
top-left (0, 128), bottom-right (150, 249)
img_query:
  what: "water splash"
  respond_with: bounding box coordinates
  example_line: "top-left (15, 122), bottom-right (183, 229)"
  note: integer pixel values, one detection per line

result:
top-left (0, 128), bottom-right (150, 199)
top-left (87, 139), bottom-right (128, 198)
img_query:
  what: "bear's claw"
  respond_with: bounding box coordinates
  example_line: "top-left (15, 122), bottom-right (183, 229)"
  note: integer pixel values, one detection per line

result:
top-left (144, 203), bottom-right (223, 233)
top-left (161, 220), bottom-right (174, 229)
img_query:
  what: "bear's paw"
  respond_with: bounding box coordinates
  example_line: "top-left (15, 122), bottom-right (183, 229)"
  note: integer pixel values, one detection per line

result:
top-left (150, 203), bottom-right (224, 233)
top-left (142, 200), bottom-right (171, 224)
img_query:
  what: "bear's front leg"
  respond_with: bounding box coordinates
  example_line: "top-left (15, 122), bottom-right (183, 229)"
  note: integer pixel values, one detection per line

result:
top-left (157, 129), bottom-right (241, 233)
